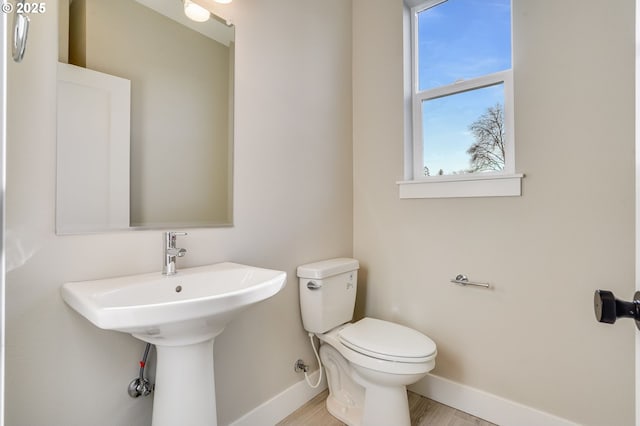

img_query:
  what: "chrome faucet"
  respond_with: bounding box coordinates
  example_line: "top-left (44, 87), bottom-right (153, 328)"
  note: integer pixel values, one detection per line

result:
top-left (162, 231), bottom-right (187, 275)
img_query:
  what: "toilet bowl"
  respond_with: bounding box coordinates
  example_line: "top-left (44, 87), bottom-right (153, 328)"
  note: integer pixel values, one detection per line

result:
top-left (297, 258), bottom-right (438, 426)
top-left (318, 318), bottom-right (436, 426)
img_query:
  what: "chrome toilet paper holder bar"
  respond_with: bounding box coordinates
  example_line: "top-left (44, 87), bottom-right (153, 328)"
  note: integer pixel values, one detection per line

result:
top-left (450, 274), bottom-right (490, 289)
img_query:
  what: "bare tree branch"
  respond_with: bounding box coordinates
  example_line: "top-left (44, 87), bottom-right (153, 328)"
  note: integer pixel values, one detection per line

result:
top-left (467, 103), bottom-right (505, 173)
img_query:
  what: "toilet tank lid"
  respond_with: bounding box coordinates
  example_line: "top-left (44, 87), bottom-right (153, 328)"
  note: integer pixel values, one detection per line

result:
top-left (297, 258), bottom-right (359, 279)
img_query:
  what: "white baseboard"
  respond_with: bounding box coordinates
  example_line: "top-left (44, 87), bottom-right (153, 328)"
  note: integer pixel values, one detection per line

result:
top-left (229, 370), bottom-right (578, 426)
top-left (228, 371), bottom-right (327, 426)
top-left (409, 374), bottom-right (579, 426)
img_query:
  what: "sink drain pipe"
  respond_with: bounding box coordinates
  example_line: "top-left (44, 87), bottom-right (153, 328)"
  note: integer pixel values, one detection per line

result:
top-left (128, 343), bottom-right (154, 398)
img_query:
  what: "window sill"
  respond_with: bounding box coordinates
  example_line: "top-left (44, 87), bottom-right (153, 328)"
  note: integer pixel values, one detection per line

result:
top-left (397, 173), bottom-right (523, 199)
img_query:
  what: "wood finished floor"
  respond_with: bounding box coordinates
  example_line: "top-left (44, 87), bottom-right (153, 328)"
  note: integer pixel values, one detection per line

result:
top-left (277, 390), bottom-right (496, 426)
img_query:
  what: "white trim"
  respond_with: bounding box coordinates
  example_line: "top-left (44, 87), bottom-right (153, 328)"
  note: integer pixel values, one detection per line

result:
top-left (412, 71), bottom-right (515, 180)
top-left (398, 173), bottom-right (522, 199)
top-left (410, 3), bottom-right (422, 179)
top-left (226, 369), bottom-right (580, 426)
top-left (410, 0), bottom-right (447, 14)
top-left (416, 70), bottom-right (511, 102)
top-left (410, 374), bottom-right (580, 426)
top-left (228, 371), bottom-right (326, 426)
top-left (403, 6), bottom-right (414, 181)
top-left (0, 10), bottom-right (6, 426)
top-left (635, 1), bottom-right (640, 425)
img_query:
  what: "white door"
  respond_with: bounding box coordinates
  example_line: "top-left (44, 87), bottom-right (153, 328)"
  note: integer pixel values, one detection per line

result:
top-left (0, 8), bottom-right (7, 426)
top-left (598, 2), bottom-right (640, 424)
top-left (636, 1), bottom-right (640, 424)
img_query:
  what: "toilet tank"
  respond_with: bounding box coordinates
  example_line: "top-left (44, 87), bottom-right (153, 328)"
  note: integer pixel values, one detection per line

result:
top-left (297, 258), bottom-right (359, 333)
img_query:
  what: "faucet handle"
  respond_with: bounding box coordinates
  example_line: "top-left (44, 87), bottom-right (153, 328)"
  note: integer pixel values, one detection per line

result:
top-left (168, 231), bottom-right (187, 238)
top-left (164, 231), bottom-right (188, 248)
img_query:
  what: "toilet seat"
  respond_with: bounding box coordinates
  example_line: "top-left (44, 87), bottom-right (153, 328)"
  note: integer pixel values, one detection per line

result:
top-left (338, 318), bottom-right (437, 363)
top-left (319, 325), bottom-right (434, 376)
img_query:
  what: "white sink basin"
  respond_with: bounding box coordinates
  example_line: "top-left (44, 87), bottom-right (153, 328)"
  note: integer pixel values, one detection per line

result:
top-left (62, 262), bottom-right (286, 426)
top-left (62, 262), bottom-right (287, 344)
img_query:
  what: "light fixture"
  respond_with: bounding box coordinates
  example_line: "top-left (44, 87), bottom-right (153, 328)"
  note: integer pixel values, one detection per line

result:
top-left (183, 0), bottom-right (210, 22)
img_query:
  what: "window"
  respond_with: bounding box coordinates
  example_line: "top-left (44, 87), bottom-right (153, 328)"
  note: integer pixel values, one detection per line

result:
top-left (399, 0), bottom-right (522, 199)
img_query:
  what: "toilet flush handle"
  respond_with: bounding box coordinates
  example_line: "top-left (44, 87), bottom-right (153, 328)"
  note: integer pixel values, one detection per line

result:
top-left (306, 281), bottom-right (322, 290)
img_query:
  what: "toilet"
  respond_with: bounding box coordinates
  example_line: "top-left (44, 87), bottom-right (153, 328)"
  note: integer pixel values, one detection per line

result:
top-left (297, 258), bottom-right (437, 426)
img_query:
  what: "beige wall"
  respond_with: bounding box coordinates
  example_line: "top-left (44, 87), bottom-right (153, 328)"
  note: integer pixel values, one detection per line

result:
top-left (6, 0), bottom-right (352, 424)
top-left (353, 0), bottom-right (635, 425)
top-left (6, 0), bottom-right (636, 424)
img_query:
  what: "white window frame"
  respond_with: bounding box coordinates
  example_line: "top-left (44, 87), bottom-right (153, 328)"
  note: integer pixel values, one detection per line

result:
top-left (398, 0), bottom-right (522, 199)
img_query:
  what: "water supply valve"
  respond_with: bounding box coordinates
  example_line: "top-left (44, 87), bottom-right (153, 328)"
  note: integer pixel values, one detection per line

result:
top-left (294, 359), bottom-right (309, 373)
top-left (128, 377), bottom-right (153, 398)
top-left (128, 343), bottom-right (154, 398)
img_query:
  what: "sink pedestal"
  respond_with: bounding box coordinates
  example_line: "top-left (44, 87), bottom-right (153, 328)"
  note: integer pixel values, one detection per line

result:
top-left (61, 262), bottom-right (287, 426)
top-left (152, 339), bottom-right (217, 426)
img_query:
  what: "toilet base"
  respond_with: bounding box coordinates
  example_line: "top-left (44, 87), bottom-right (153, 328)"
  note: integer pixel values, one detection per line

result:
top-left (352, 369), bottom-right (411, 426)
top-left (325, 393), bottom-right (363, 426)
top-left (325, 385), bottom-right (410, 426)
top-left (321, 344), bottom-right (364, 425)
top-left (320, 343), bottom-right (420, 426)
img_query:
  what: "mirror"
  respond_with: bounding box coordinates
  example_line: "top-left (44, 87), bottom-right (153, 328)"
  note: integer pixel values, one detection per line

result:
top-left (56, 0), bottom-right (234, 234)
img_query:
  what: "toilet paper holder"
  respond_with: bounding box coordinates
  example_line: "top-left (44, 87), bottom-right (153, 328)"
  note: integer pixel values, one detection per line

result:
top-left (450, 274), bottom-right (490, 289)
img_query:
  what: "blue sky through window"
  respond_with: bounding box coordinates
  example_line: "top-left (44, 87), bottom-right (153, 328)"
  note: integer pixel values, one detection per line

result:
top-left (422, 84), bottom-right (504, 175)
top-left (417, 0), bottom-right (511, 175)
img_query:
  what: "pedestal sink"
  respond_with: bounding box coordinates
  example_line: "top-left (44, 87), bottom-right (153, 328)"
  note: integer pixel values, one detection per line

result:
top-left (61, 262), bottom-right (287, 426)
